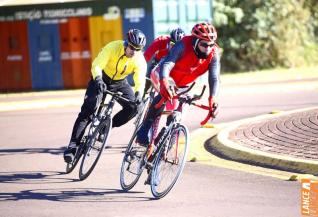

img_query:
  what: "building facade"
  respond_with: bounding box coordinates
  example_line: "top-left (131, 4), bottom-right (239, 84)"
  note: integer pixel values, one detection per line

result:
top-left (0, 0), bottom-right (212, 92)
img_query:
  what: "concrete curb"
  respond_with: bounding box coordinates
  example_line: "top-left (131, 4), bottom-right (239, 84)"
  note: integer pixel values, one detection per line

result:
top-left (210, 107), bottom-right (318, 176)
top-left (187, 126), bottom-right (219, 162)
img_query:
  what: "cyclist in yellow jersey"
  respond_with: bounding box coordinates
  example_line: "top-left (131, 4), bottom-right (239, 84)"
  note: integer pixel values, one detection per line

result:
top-left (64, 29), bottom-right (147, 163)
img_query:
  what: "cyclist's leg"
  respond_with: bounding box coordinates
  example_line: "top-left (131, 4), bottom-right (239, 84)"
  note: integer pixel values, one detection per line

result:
top-left (143, 64), bottom-right (154, 97)
top-left (144, 77), bottom-right (152, 97)
top-left (136, 94), bottom-right (165, 145)
top-left (64, 79), bottom-right (103, 162)
top-left (110, 79), bottom-right (136, 128)
top-left (70, 79), bottom-right (103, 143)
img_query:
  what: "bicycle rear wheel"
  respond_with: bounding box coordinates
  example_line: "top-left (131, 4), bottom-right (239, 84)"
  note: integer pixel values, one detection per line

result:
top-left (151, 124), bottom-right (189, 199)
top-left (120, 131), bottom-right (147, 191)
top-left (79, 117), bottom-right (111, 180)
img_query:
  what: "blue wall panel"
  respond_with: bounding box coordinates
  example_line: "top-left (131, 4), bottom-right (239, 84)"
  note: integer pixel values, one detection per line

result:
top-left (122, 8), bottom-right (154, 49)
top-left (28, 20), bottom-right (63, 90)
top-left (122, 7), bottom-right (154, 85)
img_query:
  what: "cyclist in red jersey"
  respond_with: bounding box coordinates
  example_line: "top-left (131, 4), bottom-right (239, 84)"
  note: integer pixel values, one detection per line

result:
top-left (136, 22), bottom-right (220, 145)
top-left (143, 28), bottom-right (185, 95)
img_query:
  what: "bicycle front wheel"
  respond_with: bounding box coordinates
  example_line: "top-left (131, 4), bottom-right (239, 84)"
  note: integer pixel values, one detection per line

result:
top-left (120, 131), bottom-right (147, 191)
top-left (65, 143), bottom-right (85, 174)
top-left (151, 124), bottom-right (189, 199)
top-left (66, 121), bottom-right (94, 174)
top-left (132, 96), bottom-right (151, 135)
top-left (79, 117), bottom-right (112, 180)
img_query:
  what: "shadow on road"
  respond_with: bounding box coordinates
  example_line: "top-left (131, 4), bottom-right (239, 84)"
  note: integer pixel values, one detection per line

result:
top-left (0, 144), bottom-right (128, 156)
top-left (0, 171), bottom-right (75, 184)
top-left (0, 187), bottom-right (150, 202)
top-left (0, 147), bottom-right (65, 156)
top-left (0, 171), bottom-right (156, 202)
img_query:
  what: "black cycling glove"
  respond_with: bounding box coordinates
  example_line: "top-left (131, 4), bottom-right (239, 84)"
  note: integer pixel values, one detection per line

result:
top-left (135, 91), bottom-right (142, 104)
top-left (95, 76), bottom-right (107, 93)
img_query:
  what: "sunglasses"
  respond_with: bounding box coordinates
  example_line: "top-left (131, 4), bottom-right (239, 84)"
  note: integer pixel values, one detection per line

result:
top-left (199, 42), bottom-right (214, 48)
top-left (128, 44), bottom-right (141, 51)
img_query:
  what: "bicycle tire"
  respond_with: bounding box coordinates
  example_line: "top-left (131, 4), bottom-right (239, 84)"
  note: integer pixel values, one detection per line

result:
top-left (79, 117), bottom-right (112, 180)
top-left (150, 124), bottom-right (189, 199)
top-left (133, 96), bottom-right (152, 133)
top-left (65, 122), bottom-right (93, 174)
top-left (120, 130), bottom-right (147, 191)
top-left (65, 143), bottom-right (85, 174)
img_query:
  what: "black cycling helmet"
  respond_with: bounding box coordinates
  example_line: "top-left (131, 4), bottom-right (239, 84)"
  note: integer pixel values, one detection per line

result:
top-left (126, 29), bottom-right (146, 50)
top-left (170, 28), bottom-right (185, 43)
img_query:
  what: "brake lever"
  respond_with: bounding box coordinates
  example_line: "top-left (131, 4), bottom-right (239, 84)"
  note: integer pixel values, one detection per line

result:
top-left (200, 103), bottom-right (219, 125)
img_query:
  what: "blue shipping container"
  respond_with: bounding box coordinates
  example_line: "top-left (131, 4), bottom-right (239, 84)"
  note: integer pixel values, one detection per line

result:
top-left (122, 7), bottom-right (154, 86)
top-left (28, 20), bottom-right (63, 90)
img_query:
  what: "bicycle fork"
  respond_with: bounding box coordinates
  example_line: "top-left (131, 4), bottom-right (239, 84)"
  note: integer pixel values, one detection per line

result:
top-left (144, 125), bottom-right (174, 185)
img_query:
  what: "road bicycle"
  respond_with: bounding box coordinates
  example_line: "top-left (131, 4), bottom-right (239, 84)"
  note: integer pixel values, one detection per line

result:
top-left (65, 89), bottom-right (136, 180)
top-left (130, 79), bottom-right (156, 138)
top-left (120, 83), bottom-right (213, 198)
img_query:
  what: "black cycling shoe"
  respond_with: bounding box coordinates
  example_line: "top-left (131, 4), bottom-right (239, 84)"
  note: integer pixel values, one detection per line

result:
top-left (63, 147), bottom-right (77, 163)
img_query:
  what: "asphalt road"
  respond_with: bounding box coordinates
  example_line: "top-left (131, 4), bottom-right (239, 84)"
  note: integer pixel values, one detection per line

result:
top-left (1, 78), bottom-right (317, 217)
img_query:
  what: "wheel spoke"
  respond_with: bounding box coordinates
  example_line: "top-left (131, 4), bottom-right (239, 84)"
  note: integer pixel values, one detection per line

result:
top-left (120, 133), bottom-right (147, 191)
top-left (79, 118), bottom-right (111, 180)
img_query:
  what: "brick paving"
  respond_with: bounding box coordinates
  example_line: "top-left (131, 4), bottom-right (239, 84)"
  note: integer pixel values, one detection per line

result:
top-left (228, 108), bottom-right (318, 161)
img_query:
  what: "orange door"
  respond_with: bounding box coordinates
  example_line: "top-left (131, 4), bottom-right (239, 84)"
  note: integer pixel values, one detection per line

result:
top-left (0, 21), bottom-right (32, 92)
top-left (59, 17), bottom-right (91, 89)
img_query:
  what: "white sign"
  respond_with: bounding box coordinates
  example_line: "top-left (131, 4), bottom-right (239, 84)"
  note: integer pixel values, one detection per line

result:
top-left (124, 8), bottom-right (145, 23)
top-left (61, 51), bottom-right (91, 60)
top-left (10, 7), bottom-right (93, 21)
top-left (103, 6), bottom-right (120, 20)
top-left (7, 55), bottom-right (22, 61)
top-left (38, 50), bottom-right (52, 62)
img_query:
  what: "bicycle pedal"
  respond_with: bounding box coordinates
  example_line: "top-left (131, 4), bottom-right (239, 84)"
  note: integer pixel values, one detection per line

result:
top-left (144, 176), bottom-right (151, 185)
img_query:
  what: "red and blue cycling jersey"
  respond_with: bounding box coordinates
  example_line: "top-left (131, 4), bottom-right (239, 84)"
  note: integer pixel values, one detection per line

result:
top-left (144, 35), bottom-right (172, 63)
top-left (158, 35), bottom-right (220, 97)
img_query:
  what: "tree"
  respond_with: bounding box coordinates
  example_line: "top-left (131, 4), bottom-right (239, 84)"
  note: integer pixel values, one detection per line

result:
top-left (213, 0), bottom-right (318, 72)
top-left (304, 0), bottom-right (318, 39)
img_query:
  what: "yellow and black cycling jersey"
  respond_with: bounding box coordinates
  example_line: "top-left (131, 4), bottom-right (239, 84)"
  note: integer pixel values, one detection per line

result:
top-left (91, 40), bottom-right (147, 93)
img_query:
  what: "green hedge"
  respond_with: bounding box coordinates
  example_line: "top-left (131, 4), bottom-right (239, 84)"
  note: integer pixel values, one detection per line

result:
top-left (213, 0), bottom-right (318, 72)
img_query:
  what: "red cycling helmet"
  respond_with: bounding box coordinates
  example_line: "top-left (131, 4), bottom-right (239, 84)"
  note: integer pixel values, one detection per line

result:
top-left (191, 22), bottom-right (217, 42)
